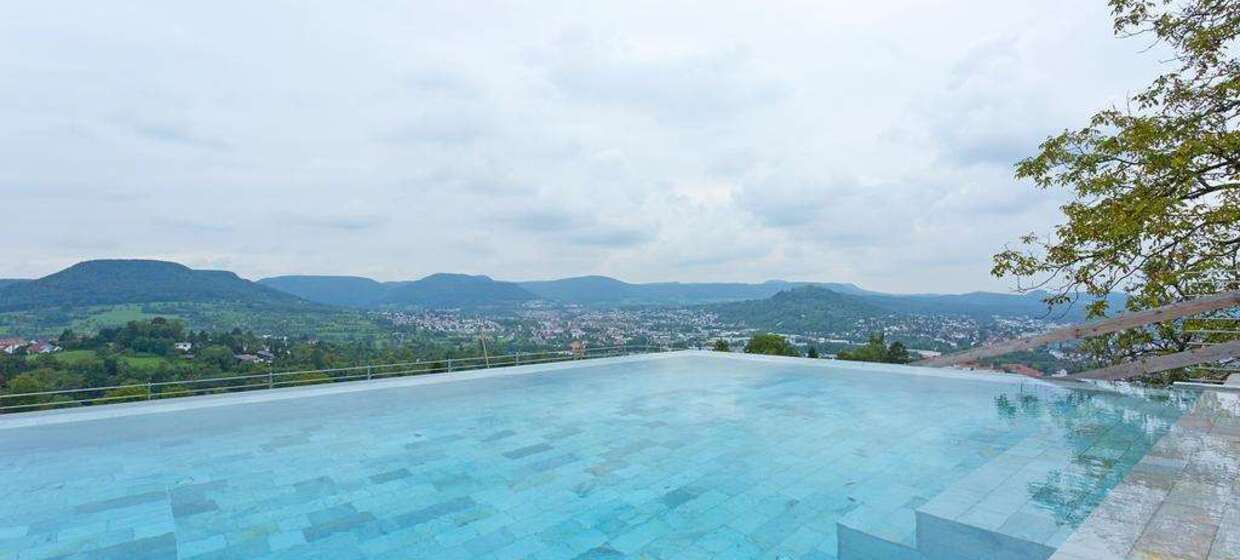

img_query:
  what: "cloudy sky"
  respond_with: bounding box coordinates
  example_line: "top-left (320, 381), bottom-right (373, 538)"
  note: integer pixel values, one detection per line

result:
top-left (1, 0), bottom-right (1167, 292)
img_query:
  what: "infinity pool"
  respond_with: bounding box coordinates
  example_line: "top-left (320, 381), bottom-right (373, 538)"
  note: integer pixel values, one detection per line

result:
top-left (0, 352), bottom-right (1200, 559)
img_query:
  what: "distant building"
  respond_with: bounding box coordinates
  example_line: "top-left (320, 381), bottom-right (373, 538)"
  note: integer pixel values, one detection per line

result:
top-left (26, 341), bottom-right (61, 354)
top-left (234, 354), bottom-right (270, 365)
top-left (174, 342), bottom-right (193, 352)
top-left (0, 338), bottom-right (26, 354)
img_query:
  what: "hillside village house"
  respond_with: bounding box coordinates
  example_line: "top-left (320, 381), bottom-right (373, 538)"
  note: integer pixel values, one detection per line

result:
top-left (26, 341), bottom-right (60, 354)
top-left (0, 338), bottom-right (24, 354)
top-left (1, 338), bottom-right (61, 354)
top-left (234, 353), bottom-right (271, 365)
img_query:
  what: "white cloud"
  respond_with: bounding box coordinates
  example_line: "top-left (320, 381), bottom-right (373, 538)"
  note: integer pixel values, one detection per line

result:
top-left (0, 0), bottom-right (1170, 292)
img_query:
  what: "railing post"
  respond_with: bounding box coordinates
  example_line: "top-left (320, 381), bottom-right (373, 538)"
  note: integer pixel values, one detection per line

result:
top-left (366, 365), bottom-right (373, 381)
top-left (447, 358), bottom-right (453, 372)
top-left (146, 382), bottom-right (152, 400)
top-left (268, 368), bottom-right (274, 389)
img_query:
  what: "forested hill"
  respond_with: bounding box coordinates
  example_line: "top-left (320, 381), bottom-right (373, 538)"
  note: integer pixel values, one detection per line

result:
top-left (379, 274), bottom-right (536, 307)
top-left (710, 286), bottom-right (889, 333)
top-left (859, 291), bottom-right (1123, 320)
top-left (258, 275), bottom-right (391, 308)
top-left (260, 273), bottom-right (872, 307)
top-left (517, 276), bottom-right (873, 305)
top-left (258, 272), bottom-right (1114, 316)
top-left (260, 273), bottom-right (537, 308)
top-left (0, 260), bottom-right (310, 312)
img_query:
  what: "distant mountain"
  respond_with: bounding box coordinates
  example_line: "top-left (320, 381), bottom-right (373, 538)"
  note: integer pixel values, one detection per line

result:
top-left (260, 273), bottom-right (537, 309)
top-left (711, 286), bottom-right (888, 333)
top-left (518, 276), bottom-right (871, 305)
top-left (0, 260), bottom-right (309, 312)
top-left (259, 275), bottom-right (392, 308)
top-left (0, 279), bottom-right (27, 290)
top-left (380, 274), bottom-right (535, 308)
top-left (259, 273), bottom-right (867, 308)
top-left (257, 270), bottom-right (1112, 317)
top-left (860, 290), bottom-right (1123, 320)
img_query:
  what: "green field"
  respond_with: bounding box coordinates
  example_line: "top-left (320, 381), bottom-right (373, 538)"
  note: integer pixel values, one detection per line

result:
top-left (71, 306), bottom-right (176, 331)
top-left (0, 305), bottom-right (179, 338)
top-left (0, 302), bottom-right (384, 341)
top-left (27, 350), bottom-right (173, 370)
top-left (33, 349), bottom-right (96, 365)
top-left (121, 354), bottom-right (169, 370)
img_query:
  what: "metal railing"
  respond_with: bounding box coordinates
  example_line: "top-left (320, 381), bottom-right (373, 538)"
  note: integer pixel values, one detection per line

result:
top-left (0, 344), bottom-right (669, 414)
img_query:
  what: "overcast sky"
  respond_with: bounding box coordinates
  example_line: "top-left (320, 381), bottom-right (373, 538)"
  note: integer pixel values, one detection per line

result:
top-left (1, 1), bottom-right (1168, 292)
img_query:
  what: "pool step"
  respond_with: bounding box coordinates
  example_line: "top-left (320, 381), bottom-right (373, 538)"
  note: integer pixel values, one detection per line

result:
top-left (839, 430), bottom-right (1079, 560)
top-left (837, 507), bottom-right (924, 560)
top-left (915, 510), bottom-right (1056, 560)
top-left (914, 427), bottom-right (1079, 560)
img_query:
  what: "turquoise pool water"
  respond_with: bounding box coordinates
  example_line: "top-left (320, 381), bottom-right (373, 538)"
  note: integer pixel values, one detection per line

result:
top-left (0, 353), bottom-right (1197, 560)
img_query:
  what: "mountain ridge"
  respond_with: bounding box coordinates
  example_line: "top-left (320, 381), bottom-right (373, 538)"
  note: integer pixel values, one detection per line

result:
top-left (517, 276), bottom-right (873, 305)
top-left (0, 260), bottom-right (310, 312)
top-left (257, 275), bottom-right (391, 308)
top-left (380, 273), bottom-right (536, 308)
top-left (263, 273), bottom-right (1115, 318)
top-left (1, 260), bottom-right (1119, 318)
top-left (710, 286), bottom-right (889, 334)
top-left (259, 273), bottom-right (536, 308)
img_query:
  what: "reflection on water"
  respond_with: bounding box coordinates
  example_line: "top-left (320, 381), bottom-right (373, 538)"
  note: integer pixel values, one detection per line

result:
top-left (992, 382), bottom-right (1197, 526)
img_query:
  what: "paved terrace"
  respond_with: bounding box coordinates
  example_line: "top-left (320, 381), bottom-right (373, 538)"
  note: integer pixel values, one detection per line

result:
top-left (1051, 382), bottom-right (1240, 560)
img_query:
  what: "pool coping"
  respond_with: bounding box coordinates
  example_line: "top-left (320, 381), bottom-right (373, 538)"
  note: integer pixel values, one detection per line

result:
top-left (1049, 387), bottom-right (1240, 560)
top-left (1174, 373), bottom-right (1240, 393)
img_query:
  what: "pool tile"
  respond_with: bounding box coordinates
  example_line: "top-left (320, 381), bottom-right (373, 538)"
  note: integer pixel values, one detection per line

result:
top-left (0, 354), bottom-right (1220, 560)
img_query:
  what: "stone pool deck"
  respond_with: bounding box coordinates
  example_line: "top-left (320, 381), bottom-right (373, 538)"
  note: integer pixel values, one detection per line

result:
top-left (1050, 387), bottom-right (1240, 560)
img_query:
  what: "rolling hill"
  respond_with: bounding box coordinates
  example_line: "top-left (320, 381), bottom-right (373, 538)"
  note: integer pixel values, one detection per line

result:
top-left (258, 275), bottom-right (391, 308)
top-left (260, 273), bottom-right (536, 308)
top-left (859, 290), bottom-right (1124, 320)
top-left (710, 286), bottom-right (889, 333)
top-left (0, 260), bottom-right (310, 312)
top-left (380, 274), bottom-right (535, 308)
top-left (257, 271), bottom-right (1116, 317)
top-left (3, 260), bottom-right (1112, 318)
top-left (514, 275), bottom-right (1108, 319)
top-left (517, 276), bottom-right (872, 305)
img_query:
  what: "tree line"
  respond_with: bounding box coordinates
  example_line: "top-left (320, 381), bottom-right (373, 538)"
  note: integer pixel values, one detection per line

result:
top-left (714, 332), bottom-right (913, 365)
top-left (0, 317), bottom-right (549, 412)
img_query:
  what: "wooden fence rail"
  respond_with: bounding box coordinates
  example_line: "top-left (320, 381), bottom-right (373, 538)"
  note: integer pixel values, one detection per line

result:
top-left (915, 291), bottom-right (1240, 380)
top-left (1071, 340), bottom-right (1240, 380)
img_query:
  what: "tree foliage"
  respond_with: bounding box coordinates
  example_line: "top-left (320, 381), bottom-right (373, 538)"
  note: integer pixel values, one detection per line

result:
top-left (0, 317), bottom-right (544, 413)
top-left (836, 333), bottom-right (913, 364)
top-left (992, 0), bottom-right (1239, 371)
top-left (744, 333), bottom-right (800, 357)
